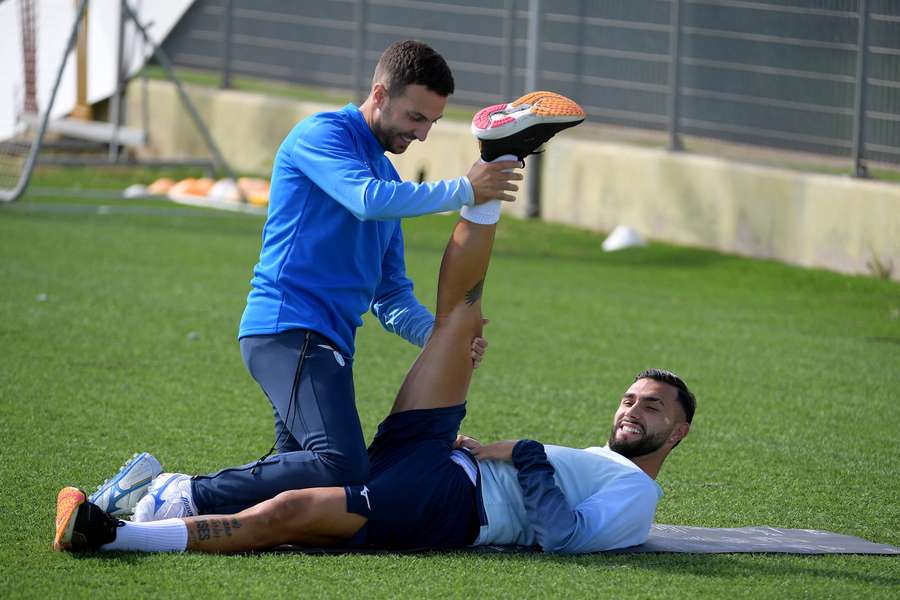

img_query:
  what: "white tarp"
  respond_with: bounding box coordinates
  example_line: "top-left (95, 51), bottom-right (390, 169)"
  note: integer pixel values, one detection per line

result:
top-left (0, 0), bottom-right (196, 141)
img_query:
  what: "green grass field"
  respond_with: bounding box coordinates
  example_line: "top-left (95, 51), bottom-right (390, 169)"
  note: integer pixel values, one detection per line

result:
top-left (1, 167), bottom-right (898, 598)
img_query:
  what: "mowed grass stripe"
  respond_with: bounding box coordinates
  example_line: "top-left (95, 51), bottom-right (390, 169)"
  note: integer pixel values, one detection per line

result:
top-left (1, 169), bottom-right (898, 599)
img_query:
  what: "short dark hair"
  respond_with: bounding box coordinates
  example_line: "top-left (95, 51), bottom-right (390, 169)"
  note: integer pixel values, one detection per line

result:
top-left (373, 40), bottom-right (454, 97)
top-left (634, 368), bottom-right (696, 423)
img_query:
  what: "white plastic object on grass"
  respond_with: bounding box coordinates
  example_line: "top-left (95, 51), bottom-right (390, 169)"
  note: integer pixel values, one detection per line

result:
top-left (602, 225), bottom-right (646, 252)
top-left (122, 184), bottom-right (149, 199)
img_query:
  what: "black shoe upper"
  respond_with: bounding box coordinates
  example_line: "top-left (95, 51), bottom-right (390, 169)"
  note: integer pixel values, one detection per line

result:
top-left (71, 500), bottom-right (121, 551)
top-left (478, 120), bottom-right (584, 162)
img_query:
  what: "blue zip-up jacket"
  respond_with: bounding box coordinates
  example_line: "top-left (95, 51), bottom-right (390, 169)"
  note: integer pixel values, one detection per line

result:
top-left (239, 104), bottom-right (474, 356)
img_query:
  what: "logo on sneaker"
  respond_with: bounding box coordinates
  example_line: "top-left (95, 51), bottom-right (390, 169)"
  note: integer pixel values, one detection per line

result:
top-left (88, 452), bottom-right (162, 517)
top-left (360, 485), bottom-right (371, 510)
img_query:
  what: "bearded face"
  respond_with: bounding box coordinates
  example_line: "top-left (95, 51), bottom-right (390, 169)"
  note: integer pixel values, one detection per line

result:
top-left (370, 84), bottom-right (446, 154)
top-left (608, 420), bottom-right (673, 458)
top-left (607, 378), bottom-right (686, 458)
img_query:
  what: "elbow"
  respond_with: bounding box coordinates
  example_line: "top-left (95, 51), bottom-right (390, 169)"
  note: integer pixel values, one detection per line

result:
top-left (354, 205), bottom-right (391, 221)
top-left (541, 541), bottom-right (571, 555)
top-left (537, 521), bottom-right (582, 554)
top-left (354, 182), bottom-right (393, 220)
top-left (539, 533), bottom-right (573, 555)
top-left (351, 205), bottom-right (376, 221)
top-left (349, 193), bottom-right (379, 221)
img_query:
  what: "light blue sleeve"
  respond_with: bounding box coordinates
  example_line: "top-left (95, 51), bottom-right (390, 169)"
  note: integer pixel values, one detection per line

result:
top-left (371, 223), bottom-right (434, 347)
top-left (291, 119), bottom-right (473, 221)
top-left (512, 440), bottom-right (658, 554)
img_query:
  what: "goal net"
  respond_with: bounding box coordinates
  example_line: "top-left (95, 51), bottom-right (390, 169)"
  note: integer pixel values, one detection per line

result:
top-left (1, 0), bottom-right (224, 203)
top-left (0, 0), bottom-right (89, 202)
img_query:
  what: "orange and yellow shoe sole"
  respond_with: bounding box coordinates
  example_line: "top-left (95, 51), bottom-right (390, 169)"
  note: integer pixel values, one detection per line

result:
top-left (472, 91), bottom-right (585, 139)
top-left (53, 487), bottom-right (86, 551)
top-left (510, 91), bottom-right (586, 118)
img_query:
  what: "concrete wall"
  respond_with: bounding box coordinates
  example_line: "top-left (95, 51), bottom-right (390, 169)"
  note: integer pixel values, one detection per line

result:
top-left (542, 140), bottom-right (900, 279)
top-left (128, 79), bottom-right (900, 280)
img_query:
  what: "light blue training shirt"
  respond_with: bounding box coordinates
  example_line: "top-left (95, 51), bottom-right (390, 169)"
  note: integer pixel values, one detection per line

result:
top-left (239, 104), bottom-right (474, 356)
top-left (475, 444), bottom-right (663, 554)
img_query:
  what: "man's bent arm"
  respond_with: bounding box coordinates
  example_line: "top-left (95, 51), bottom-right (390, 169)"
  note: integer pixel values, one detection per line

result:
top-left (512, 440), bottom-right (657, 554)
top-left (371, 225), bottom-right (434, 347)
top-left (293, 121), bottom-right (473, 221)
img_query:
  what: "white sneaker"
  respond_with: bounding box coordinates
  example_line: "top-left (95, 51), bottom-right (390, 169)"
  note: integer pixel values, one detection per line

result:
top-left (132, 473), bottom-right (197, 522)
top-left (88, 452), bottom-right (163, 517)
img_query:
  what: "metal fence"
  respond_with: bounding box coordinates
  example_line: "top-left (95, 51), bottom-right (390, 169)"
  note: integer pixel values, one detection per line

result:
top-left (160, 0), bottom-right (900, 174)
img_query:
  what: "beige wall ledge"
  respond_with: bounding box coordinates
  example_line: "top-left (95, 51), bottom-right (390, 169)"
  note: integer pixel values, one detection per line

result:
top-left (129, 79), bottom-right (900, 281)
top-left (541, 139), bottom-right (899, 280)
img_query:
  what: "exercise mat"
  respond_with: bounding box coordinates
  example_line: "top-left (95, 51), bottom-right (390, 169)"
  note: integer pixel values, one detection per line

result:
top-left (611, 525), bottom-right (899, 554)
top-left (277, 525), bottom-right (900, 555)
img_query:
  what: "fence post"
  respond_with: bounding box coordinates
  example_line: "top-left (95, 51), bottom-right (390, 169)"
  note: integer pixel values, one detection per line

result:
top-left (525, 0), bottom-right (542, 219)
top-left (354, 0), bottom-right (368, 105)
top-left (852, 0), bottom-right (869, 177)
top-left (667, 0), bottom-right (683, 151)
top-left (220, 0), bottom-right (233, 89)
top-left (502, 0), bottom-right (515, 101)
top-left (108, 0), bottom-right (126, 162)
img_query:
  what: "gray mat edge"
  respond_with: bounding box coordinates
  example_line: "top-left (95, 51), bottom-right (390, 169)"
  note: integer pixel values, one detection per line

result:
top-left (275, 525), bottom-right (900, 555)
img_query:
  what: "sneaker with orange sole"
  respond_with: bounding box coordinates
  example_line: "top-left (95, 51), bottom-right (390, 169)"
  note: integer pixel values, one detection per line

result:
top-left (53, 487), bottom-right (121, 552)
top-left (471, 91), bottom-right (586, 161)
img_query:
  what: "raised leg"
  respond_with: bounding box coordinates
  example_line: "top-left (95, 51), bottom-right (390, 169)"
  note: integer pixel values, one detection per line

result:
top-left (390, 218), bottom-right (497, 414)
top-left (182, 487), bottom-right (365, 553)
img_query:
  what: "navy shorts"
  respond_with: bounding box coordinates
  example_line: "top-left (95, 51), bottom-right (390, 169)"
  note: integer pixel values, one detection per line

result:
top-left (345, 404), bottom-right (481, 550)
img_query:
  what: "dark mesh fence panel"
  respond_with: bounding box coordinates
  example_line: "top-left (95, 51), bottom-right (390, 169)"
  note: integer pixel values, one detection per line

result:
top-left (160, 0), bottom-right (900, 167)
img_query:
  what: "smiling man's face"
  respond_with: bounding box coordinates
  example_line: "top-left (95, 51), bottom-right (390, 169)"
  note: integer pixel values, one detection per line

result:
top-left (608, 378), bottom-right (685, 458)
top-left (370, 83), bottom-right (446, 154)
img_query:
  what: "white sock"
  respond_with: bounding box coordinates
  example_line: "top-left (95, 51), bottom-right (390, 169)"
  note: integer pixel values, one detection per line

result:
top-left (461, 199), bottom-right (502, 224)
top-left (461, 153), bottom-right (517, 225)
top-left (101, 518), bottom-right (188, 553)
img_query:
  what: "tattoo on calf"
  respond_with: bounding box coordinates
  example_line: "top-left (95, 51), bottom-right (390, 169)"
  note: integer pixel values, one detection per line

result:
top-left (465, 279), bottom-right (485, 306)
top-left (191, 518), bottom-right (240, 543)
